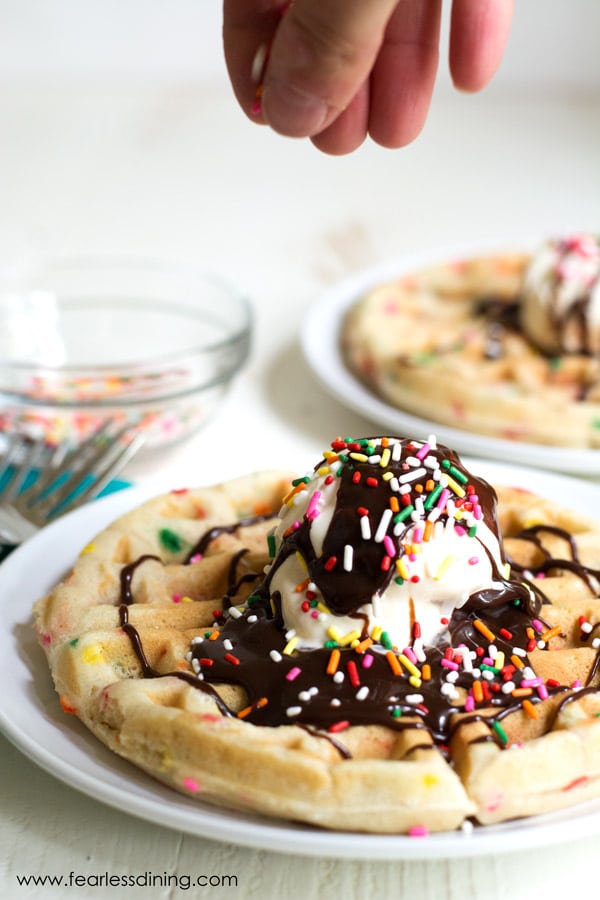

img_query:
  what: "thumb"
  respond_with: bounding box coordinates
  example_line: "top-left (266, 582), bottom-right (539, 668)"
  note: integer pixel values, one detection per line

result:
top-left (261, 0), bottom-right (399, 138)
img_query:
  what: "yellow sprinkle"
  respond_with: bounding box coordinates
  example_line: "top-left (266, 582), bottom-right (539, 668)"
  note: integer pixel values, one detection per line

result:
top-left (504, 563), bottom-right (512, 578)
top-left (327, 626), bottom-right (342, 643)
top-left (160, 751), bottom-right (173, 771)
top-left (445, 477), bottom-right (466, 497)
top-left (322, 451), bottom-right (339, 460)
top-left (435, 555), bottom-right (455, 580)
top-left (371, 626), bottom-right (383, 642)
top-left (339, 629), bottom-right (361, 646)
top-left (422, 773), bottom-right (439, 787)
top-left (317, 602), bottom-right (331, 615)
top-left (349, 452), bottom-right (368, 463)
top-left (295, 551), bottom-right (308, 570)
top-left (382, 471), bottom-right (394, 481)
top-left (380, 448), bottom-right (391, 467)
top-left (82, 644), bottom-right (104, 665)
top-left (395, 558), bottom-right (410, 580)
top-left (398, 653), bottom-right (421, 679)
top-left (283, 636), bottom-right (299, 655)
top-left (80, 543), bottom-right (96, 556)
top-left (523, 516), bottom-right (541, 529)
top-left (494, 651), bottom-right (505, 670)
top-left (317, 465), bottom-right (330, 476)
top-left (408, 675), bottom-right (422, 689)
top-left (181, 595), bottom-right (193, 603)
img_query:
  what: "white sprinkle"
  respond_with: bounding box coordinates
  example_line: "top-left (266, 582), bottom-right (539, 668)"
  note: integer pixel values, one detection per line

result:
top-left (330, 698), bottom-right (341, 707)
top-left (445, 671), bottom-right (459, 683)
top-left (427, 507), bottom-right (441, 523)
top-left (389, 477), bottom-right (400, 492)
top-left (333, 671), bottom-right (345, 684)
top-left (286, 706), bottom-right (302, 717)
top-left (461, 819), bottom-right (474, 836)
top-left (537, 640), bottom-right (546, 650)
top-left (512, 646), bottom-right (527, 657)
top-left (374, 508), bottom-right (393, 542)
top-left (298, 691), bottom-right (312, 702)
top-left (360, 516), bottom-right (371, 540)
top-left (405, 456), bottom-right (421, 467)
top-left (228, 606), bottom-right (242, 619)
top-left (502, 681), bottom-right (515, 694)
top-left (522, 666), bottom-right (536, 680)
top-left (368, 454), bottom-right (381, 465)
top-left (309, 686), bottom-right (319, 696)
top-left (427, 434), bottom-right (437, 449)
top-left (185, 651), bottom-right (193, 662)
top-left (488, 644), bottom-right (498, 660)
top-left (356, 686), bottom-right (369, 701)
top-left (263, 564), bottom-right (271, 574)
top-left (581, 622), bottom-right (593, 634)
top-left (424, 455), bottom-right (440, 470)
top-left (413, 639), bottom-right (426, 663)
top-left (285, 628), bottom-right (297, 640)
top-left (270, 650), bottom-right (282, 662)
top-left (440, 683), bottom-right (459, 699)
top-left (191, 636), bottom-right (204, 645)
top-left (405, 693), bottom-right (424, 705)
top-left (223, 639), bottom-right (233, 651)
top-left (247, 615), bottom-right (258, 624)
top-left (471, 669), bottom-right (482, 679)
top-left (399, 467), bottom-right (426, 483)
top-left (392, 442), bottom-right (402, 461)
top-left (399, 483), bottom-right (412, 495)
top-left (593, 637), bottom-right (600, 649)
top-left (481, 669), bottom-right (495, 681)
top-left (343, 544), bottom-right (354, 572)
top-left (191, 658), bottom-right (201, 673)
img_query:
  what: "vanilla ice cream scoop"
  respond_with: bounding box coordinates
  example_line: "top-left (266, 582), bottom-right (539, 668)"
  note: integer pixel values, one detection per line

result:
top-left (263, 436), bottom-right (508, 649)
top-left (520, 234), bottom-right (600, 355)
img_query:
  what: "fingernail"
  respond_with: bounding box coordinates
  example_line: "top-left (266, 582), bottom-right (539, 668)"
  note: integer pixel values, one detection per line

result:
top-left (262, 80), bottom-right (329, 137)
top-left (251, 43), bottom-right (269, 84)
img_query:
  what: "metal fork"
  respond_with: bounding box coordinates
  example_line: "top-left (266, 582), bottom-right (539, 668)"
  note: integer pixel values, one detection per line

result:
top-left (0, 420), bottom-right (145, 546)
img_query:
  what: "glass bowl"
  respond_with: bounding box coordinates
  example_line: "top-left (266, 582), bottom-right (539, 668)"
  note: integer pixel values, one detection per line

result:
top-left (0, 257), bottom-right (252, 449)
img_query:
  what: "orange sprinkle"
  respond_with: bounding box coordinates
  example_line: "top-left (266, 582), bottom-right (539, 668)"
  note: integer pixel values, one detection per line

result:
top-left (423, 521), bottom-right (434, 542)
top-left (511, 687), bottom-right (533, 698)
top-left (208, 630), bottom-right (220, 641)
top-left (425, 479), bottom-right (435, 492)
top-left (59, 695), bottom-right (77, 715)
top-left (415, 483), bottom-right (423, 493)
top-left (326, 648), bottom-right (341, 675)
top-left (522, 699), bottom-right (538, 719)
top-left (472, 681), bottom-right (484, 703)
top-left (238, 697), bottom-right (268, 719)
top-left (295, 577), bottom-right (310, 593)
top-left (510, 654), bottom-right (525, 669)
top-left (421, 663), bottom-right (431, 681)
top-left (540, 625), bottom-right (562, 643)
top-left (386, 651), bottom-right (403, 676)
top-left (389, 496), bottom-right (400, 513)
top-left (473, 619), bottom-right (495, 641)
top-left (381, 437), bottom-right (389, 448)
top-left (354, 638), bottom-right (374, 654)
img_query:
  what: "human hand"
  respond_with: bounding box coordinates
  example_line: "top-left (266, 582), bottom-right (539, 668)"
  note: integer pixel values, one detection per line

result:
top-left (222, 0), bottom-right (514, 155)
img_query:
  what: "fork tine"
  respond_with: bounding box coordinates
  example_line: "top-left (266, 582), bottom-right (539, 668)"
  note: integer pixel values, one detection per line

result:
top-left (17, 422), bottom-right (144, 524)
top-left (0, 434), bottom-right (48, 501)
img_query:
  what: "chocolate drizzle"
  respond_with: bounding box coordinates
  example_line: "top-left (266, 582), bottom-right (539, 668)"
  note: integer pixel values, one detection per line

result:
top-left (115, 438), bottom-right (600, 759)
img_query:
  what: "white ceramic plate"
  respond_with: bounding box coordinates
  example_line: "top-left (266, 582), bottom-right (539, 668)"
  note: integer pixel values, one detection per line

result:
top-left (3, 469), bottom-right (600, 861)
top-left (301, 252), bottom-right (600, 476)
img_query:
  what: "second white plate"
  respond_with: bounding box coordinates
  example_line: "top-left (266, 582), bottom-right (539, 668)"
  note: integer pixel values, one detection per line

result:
top-left (301, 252), bottom-right (600, 476)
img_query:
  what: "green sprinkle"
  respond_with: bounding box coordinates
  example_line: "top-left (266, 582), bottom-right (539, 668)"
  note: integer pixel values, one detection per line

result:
top-left (394, 505), bottom-right (414, 523)
top-left (391, 707), bottom-right (402, 718)
top-left (159, 528), bottom-right (185, 553)
top-left (324, 640), bottom-right (339, 649)
top-left (267, 534), bottom-right (277, 557)
top-left (480, 663), bottom-right (500, 674)
top-left (492, 720), bottom-right (509, 745)
top-left (424, 484), bottom-right (443, 510)
top-left (548, 357), bottom-right (562, 370)
top-left (381, 631), bottom-right (393, 650)
top-left (247, 594), bottom-right (261, 606)
top-left (394, 576), bottom-right (405, 585)
top-left (468, 525), bottom-right (478, 537)
top-left (291, 476), bottom-right (310, 486)
top-left (593, 419), bottom-right (600, 431)
top-left (69, 638), bottom-right (79, 647)
top-left (448, 465), bottom-right (468, 484)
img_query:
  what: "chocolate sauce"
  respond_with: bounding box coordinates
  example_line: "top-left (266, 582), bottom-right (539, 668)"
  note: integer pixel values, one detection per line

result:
top-left (115, 439), bottom-right (600, 757)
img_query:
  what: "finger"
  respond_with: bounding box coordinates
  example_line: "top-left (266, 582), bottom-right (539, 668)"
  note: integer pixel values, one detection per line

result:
top-left (368, 0), bottom-right (442, 148)
top-left (310, 81), bottom-right (370, 155)
top-left (449, 0), bottom-right (514, 92)
top-left (222, 0), bottom-right (283, 123)
top-left (261, 0), bottom-right (399, 138)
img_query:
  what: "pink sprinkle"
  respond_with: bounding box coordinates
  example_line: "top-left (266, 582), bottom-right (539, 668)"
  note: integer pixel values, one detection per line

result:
top-left (383, 535), bottom-right (396, 556)
top-left (305, 490), bottom-right (322, 521)
top-left (535, 572), bottom-right (546, 579)
top-left (464, 695), bottom-right (475, 712)
top-left (572, 680), bottom-right (583, 689)
top-left (189, 553), bottom-right (203, 563)
top-left (182, 778), bottom-right (200, 793)
top-left (473, 504), bottom-right (483, 520)
top-left (441, 658), bottom-right (459, 671)
top-left (416, 443), bottom-right (430, 460)
top-left (468, 556), bottom-right (479, 565)
top-left (172, 593), bottom-right (181, 603)
top-left (286, 666), bottom-right (302, 682)
top-left (310, 610), bottom-right (319, 619)
top-left (436, 488), bottom-right (450, 510)
top-left (40, 633), bottom-right (52, 647)
top-left (521, 677), bottom-right (543, 688)
top-left (412, 527), bottom-right (424, 544)
top-left (454, 525), bottom-right (467, 536)
top-left (532, 619), bottom-right (544, 632)
top-left (402, 647), bottom-right (418, 664)
top-left (362, 653), bottom-right (374, 669)
top-left (537, 683), bottom-right (549, 700)
top-left (408, 825), bottom-right (429, 838)
top-left (251, 99), bottom-right (262, 115)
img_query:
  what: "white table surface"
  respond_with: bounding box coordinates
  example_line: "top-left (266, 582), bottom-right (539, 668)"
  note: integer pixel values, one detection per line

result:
top-left (1, 64), bottom-right (600, 899)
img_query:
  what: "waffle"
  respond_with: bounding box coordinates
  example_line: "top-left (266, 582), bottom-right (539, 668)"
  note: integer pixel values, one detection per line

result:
top-left (34, 444), bottom-right (600, 834)
top-left (341, 252), bottom-right (600, 447)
